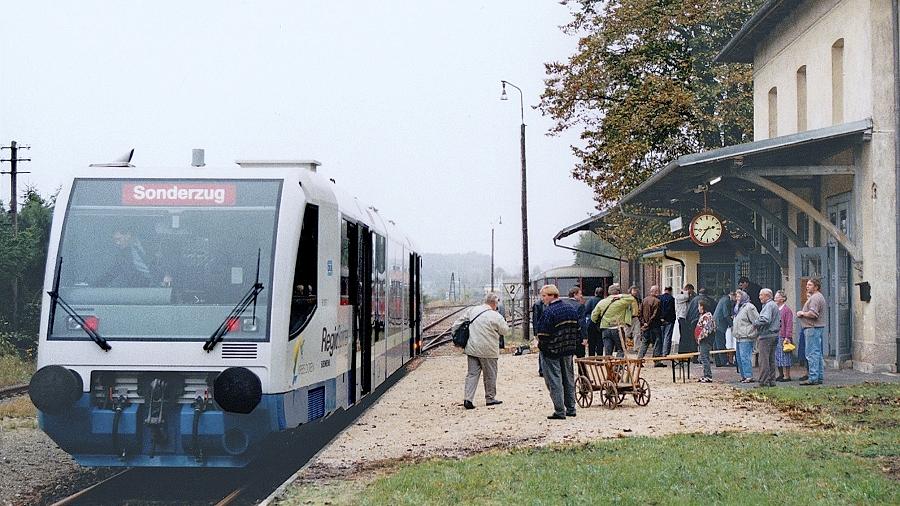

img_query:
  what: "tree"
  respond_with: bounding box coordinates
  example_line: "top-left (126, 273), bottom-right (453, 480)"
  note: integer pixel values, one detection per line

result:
top-left (0, 188), bottom-right (55, 357)
top-left (572, 232), bottom-right (620, 274)
top-left (540, 0), bottom-right (762, 207)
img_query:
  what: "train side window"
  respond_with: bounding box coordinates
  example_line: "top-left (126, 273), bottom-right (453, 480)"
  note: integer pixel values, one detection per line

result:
top-left (373, 233), bottom-right (386, 342)
top-left (340, 219), bottom-right (350, 305)
top-left (289, 204), bottom-right (319, 339)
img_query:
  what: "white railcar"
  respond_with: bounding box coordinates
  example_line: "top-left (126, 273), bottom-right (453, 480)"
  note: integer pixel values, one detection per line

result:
top-left (29, 160), bottom-right (422, 467)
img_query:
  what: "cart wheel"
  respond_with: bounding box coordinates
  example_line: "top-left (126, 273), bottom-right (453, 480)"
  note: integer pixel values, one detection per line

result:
top-left (633, 377), bottom-right (651, 406)
top-left (575, 376), bottom-right (593, 408)
top-left (616, 388), bottom-right (627, 405)
top-left (600, 380), bottom-right (618, 410)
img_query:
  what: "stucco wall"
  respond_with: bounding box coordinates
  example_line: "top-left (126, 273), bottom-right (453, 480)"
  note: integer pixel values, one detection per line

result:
top-left (752, 0), bottom-right (872, 139)
top-left (747, 0), bottom-right (898, 372)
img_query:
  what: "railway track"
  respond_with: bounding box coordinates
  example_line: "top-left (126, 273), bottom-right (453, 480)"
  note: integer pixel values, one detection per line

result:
top-left (0, 383), bottom-right (28, 400)
top-left (419, 307), bottom-right (527, 353)
top-left (48, 468), bottom-right (250, 506)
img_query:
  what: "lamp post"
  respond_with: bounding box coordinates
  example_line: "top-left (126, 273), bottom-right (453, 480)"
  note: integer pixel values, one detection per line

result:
top-left (500, 80), bottom-right (530, 342)
top-left (491, 216), bottom-right (502, 292)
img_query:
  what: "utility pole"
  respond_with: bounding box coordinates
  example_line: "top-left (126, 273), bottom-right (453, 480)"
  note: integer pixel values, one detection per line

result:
top-left (448, 272), bottom-right (458, 302)
top-left (1, 141), bottom-right (32, 331)
top-left (1, 140), bottom-right (32, 236)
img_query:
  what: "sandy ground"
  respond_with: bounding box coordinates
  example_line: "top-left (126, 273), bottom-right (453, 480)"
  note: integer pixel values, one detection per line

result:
top-left (297, 350), bottom-right (800, 481)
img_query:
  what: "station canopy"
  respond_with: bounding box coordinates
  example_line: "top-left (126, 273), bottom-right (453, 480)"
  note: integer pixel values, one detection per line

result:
top-left (555, 119), bottom-right (872, 264)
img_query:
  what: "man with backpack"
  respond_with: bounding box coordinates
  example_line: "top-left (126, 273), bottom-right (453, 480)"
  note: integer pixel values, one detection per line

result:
top-left (451, 292), bottom-right (510, 409)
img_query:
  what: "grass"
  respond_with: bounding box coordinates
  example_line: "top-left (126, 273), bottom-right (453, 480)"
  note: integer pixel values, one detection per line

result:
top-left (279, 383), bottom-right (900, 506)
top-left (0, 396), bottom-right (38, 429)
top-left (0, 354), bottom-right (33, 387)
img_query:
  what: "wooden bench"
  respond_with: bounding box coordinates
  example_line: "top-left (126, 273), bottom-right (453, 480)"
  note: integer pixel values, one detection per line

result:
top-left (643, 349), bottom-right (736, 383)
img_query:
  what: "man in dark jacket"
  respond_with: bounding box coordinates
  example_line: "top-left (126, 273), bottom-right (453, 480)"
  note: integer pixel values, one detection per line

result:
top-left (566, 286), bottom-right (587, 358)
top-left (713, 291), bottom-right (735, 366)
top-left (535, 284), bottom-right (580, 420)
top-left (658, 286), bottom-right (676, 356)
top-left (739, 277), bottom-right (763, 311)
top-left (583, 286), bottom-right (604, 356)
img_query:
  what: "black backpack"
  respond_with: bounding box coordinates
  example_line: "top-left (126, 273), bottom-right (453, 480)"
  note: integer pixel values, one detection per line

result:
top-left (452, 309), bottom-right (490, 348)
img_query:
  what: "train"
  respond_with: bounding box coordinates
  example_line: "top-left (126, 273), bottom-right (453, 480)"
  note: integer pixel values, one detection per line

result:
top-left (28, 158), bottom-right (422, 467)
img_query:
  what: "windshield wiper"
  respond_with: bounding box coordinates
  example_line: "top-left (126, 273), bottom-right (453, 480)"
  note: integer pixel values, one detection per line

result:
top-left (204, 249), bottom-right (265, 352)
top-left (48, 256), bottom-right (111, 352)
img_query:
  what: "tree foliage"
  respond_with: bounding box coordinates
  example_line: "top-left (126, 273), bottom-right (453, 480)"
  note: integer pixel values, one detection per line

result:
top-left (572, 232), bottom-right (620, 274)
top-left (0, 188), bottom-right (55, 357)
top-left (540, 0), bottom-right (762, 207)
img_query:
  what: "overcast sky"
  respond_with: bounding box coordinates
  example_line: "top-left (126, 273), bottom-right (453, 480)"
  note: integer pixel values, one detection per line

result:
top-left (0, 1), bottom-right (597, 273)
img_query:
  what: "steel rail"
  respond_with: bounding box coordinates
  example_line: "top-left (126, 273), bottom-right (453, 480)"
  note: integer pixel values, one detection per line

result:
top-left (0, 383), bottom-right (28, 400)
top-left (49, 469), bottom-right (133, 506)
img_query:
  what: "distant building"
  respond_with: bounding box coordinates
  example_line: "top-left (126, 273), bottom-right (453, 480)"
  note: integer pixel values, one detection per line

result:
top-left (531, 265), bottom-right (615, 301)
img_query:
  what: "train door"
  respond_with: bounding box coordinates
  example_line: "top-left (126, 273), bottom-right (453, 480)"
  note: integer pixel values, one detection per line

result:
top-left (408, 253), bottom-right (420, 357)
top-left (361, 228), bottom-right (373, 395)
top-left (347, 221), bottom-right (359, 405)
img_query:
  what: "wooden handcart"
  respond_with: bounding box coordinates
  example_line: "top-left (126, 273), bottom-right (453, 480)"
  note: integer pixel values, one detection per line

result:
top-left (574, 356), bottom-right (650, 409)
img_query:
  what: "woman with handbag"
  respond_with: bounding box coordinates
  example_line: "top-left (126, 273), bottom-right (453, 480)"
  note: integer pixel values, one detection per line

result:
top-left (731, 290), bottom-right (760, 383)
top-left (774, 290), bottom-right (795, 382)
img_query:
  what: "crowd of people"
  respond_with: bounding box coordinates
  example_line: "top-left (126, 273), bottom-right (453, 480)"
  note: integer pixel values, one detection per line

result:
top-left (452, 277), bottom-right (827, 418)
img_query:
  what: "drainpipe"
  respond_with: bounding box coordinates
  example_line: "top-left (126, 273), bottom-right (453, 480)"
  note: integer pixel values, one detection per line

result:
top-left (893, 0), bottom-right (900, 372)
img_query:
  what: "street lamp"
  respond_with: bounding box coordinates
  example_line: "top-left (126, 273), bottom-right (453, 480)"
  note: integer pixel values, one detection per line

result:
top-left (491, 216), bottom-right (502, 292)
top-left (500, 80), bottom-right (531, 341)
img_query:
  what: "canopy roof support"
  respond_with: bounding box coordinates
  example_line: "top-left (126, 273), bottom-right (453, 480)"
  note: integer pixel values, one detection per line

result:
top-left (731, 174), bottom-right (861, 260)
top-left (714, 187), bottom-right (809, 248)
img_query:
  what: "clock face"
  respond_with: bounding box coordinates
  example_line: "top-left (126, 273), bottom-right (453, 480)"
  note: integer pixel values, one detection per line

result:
top-left (690, 213), bottom-right (724, 246)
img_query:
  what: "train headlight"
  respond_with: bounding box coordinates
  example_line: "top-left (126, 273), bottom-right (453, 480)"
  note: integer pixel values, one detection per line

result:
top-left (66, 315), bottom-right (99, 332)
top-left (213, 367), bottom-right (262, 414)
top-left (29, 365), bottom-right (84, 415)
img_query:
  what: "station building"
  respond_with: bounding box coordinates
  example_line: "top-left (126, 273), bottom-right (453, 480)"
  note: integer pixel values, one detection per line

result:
top-left (555, 0), bottom-right (900, 373)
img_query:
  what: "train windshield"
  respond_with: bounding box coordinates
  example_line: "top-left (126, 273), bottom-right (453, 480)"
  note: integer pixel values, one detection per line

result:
top-left (49, 179), bottom-right (282, 342)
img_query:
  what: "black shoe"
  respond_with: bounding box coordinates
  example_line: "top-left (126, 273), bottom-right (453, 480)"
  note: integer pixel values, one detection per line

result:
top-left (798, 375), bottom-right (808, 382)
top-left (799, 381), bottom-right (816, 386)
top-left (776, 377), bottom-right (788, 382)
top-left (486, 399), bottom-right (503, 406)
top-left (566, 412), bottom-right (576, 417)
top-left (463, 400), bottom-right (475, 409)
top-left (547, 414), bottom-right (566, 420)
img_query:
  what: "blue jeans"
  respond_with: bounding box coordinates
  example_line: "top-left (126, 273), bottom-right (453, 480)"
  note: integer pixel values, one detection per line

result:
top-left (803, 327), bottom-right (825, 383)
top-left (661, 322), bottom-right (674, 356)
top-left (737, 341), bottom-right (754, 379)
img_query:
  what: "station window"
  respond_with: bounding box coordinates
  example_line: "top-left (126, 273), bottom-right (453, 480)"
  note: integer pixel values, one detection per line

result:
top-left (796, 66), bottom-right (807, 131)
top-left (797, 213), bottom-right (809, 245)
top-left (664, 264), bottom-right (682, 293)
top-left (832, 39), bottom-right (844, 124)
top-left (289, 204), bottom-right (319, 338)
top-left (767, 87), bottom-right (778, 138)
